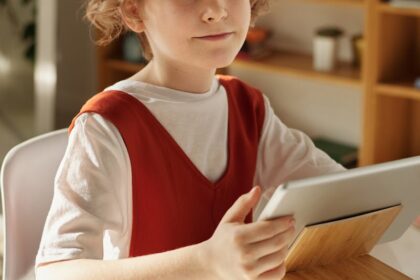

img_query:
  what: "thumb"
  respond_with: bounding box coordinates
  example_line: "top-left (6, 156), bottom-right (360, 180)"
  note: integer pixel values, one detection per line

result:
top-left (220, 186), bottom-right (261, 224)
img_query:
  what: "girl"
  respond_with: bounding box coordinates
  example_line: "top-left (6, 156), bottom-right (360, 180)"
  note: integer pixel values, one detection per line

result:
top-left (35, 0), bottom-right (345, 279)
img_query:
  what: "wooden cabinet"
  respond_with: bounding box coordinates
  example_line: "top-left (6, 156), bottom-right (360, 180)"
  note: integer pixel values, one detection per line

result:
top-left (362, 0), bottom-right (420, 165)
top-left (95, 0), bottom-right (420, 166)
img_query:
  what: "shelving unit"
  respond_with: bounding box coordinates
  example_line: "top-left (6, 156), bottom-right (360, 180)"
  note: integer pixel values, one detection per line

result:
top-left (376, 82), bottom-right (420, 101)
top-left (378, 2), bottom-right (420, 17)
top-left (362, 0), bottom-right (420, 165)
top-left (299, 0), bottom-right (365, 7)
top-left (233, 50), bottom-right (362, 88)
top-left (95, 0), bottom-right (420, 166)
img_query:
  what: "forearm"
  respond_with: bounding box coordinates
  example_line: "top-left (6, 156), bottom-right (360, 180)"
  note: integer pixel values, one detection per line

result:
top-left (36, 241), bottom-right (213, 280)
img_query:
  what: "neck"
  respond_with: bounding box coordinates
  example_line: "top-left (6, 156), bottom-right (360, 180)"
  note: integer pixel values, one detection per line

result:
top-left (130, 57), bottom-right (217, 93)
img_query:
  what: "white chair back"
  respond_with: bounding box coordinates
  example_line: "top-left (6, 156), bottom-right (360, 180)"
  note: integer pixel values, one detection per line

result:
top-left (1, 129), bottom-right (68, 280)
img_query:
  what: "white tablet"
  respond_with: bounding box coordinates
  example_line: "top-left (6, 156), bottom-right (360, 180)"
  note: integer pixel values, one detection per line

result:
top-left (256, 156), bottom-right (420, 246)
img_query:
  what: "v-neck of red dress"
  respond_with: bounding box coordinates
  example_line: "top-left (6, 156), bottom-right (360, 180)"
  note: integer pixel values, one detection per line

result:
top-left (116, 80), bottom-right (233, 190)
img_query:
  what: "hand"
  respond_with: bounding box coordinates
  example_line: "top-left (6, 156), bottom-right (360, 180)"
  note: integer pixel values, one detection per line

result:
top-left (203, 186), bottom-right (295, 280)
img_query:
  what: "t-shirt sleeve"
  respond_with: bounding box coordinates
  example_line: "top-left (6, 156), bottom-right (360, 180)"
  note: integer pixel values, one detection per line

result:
top-left (35, 112), bottom-right (132, 268)
top-left (253, 94), bottom-right (346, 218)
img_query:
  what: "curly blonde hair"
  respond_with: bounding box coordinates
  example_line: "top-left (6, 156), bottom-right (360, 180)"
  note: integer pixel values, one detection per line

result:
top-left (85, 0), bottom-right (270, 61)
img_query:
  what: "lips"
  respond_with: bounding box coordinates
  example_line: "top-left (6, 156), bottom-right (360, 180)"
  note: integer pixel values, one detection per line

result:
top-left (194, 32), bottom-right (234, 41)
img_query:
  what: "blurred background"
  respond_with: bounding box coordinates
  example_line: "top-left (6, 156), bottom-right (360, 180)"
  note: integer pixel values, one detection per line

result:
top-left (0, 0), bottom-right (96, 164)
top-left (0, 0), bottom-right (36, 164)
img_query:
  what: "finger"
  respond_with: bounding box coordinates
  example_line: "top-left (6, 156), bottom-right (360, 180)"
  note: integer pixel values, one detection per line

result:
top-left (255, 247), bottom-right (288, 276)
top-left (247, 225), bottom-right (295, 260)
top-left (220, 186), bottom-right (261, 224)
top-left (258, 262), bottom-right (287, 280)
top-left (237, 215), bottom-right (294, 244)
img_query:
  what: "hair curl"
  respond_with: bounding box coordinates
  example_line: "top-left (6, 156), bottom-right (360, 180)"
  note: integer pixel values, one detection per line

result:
top-left (84, 0), bottom-right (270, 61)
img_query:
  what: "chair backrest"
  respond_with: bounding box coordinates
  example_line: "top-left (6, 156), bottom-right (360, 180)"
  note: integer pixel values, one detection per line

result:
top-left (1, 129), bottom-right (68, 280)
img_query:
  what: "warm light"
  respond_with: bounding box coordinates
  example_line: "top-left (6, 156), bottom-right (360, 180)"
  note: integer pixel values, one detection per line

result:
top-left (34, 61), bottom-right (57, 90)
top-left (34, 61), bottom-right (57, 133)
top-left (0, 51), bottom-right (11, 76)
top-left (34, 0), bottom-right (58, 134)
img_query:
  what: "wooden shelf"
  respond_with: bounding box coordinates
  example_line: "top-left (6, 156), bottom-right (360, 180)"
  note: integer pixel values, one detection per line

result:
top-left (378, 3), bottom-right (420, 17)
top-left (376, 81), bottom-right (420, 101)
top-left (106, 59), bottom-right (145, 74)
top-left (297, 0), bottom-right (365, 8)
top-left (232, 50), bottom-right (362, 88)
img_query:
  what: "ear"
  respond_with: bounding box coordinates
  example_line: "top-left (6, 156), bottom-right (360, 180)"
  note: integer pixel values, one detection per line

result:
top-left (120, 0), bottom-right (145, 33)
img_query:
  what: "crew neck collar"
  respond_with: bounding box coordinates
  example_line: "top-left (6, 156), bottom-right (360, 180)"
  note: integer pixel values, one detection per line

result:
top-left (107, 76), bottom-right (220, 101)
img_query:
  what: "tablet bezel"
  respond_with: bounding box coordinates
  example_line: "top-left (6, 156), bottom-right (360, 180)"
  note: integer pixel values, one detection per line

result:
top-left (256, 156), bottom-right (420, 246)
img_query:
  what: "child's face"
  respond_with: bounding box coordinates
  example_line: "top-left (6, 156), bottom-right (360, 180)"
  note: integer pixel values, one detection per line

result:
top-left (139, 0), bottom-right (251, 69)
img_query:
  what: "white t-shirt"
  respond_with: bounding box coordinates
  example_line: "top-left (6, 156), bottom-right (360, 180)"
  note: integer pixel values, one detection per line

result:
top-left (35, 76), bottom-right (345, 267)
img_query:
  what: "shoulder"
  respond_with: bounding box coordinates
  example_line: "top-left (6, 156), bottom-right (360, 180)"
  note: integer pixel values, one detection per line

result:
top-left (217, 74), bottom-right (262, 96)
top-left (68, 90), bottom-right (139, 134)
top-left (218, 75), bottom-right (266, 135)
top-left (82, 90), bottom-right (138, 113)
top-left (71, 112), bottom-right (123, 143)
top-left (217, 74), bottom-right (264, 108)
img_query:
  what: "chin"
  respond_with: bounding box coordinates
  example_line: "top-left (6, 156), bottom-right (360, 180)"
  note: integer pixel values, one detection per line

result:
top-left (201, 53), bottom-right (238, 69)
top-left (212, 60), bottom-right (235, 69)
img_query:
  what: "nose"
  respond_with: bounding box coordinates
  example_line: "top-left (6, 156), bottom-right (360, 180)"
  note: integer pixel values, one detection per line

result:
top-left (201, 0), bottom-right (228, 23)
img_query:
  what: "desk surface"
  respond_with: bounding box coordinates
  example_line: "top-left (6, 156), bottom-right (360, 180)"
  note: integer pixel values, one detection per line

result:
top-left (371, 225), bottom-right (420, 280)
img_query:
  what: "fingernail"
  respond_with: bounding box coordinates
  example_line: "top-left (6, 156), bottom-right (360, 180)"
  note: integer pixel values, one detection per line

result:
top-left (250, 186), bottom-right (257, 195)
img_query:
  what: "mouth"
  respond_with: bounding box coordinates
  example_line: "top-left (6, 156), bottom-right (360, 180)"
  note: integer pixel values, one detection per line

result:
top-left (194, 32), bottom-right (234, 41)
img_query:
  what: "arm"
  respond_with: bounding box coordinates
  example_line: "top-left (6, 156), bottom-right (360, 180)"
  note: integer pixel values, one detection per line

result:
top-left (35, 113), bottom-right (134, 274)
top-left (36, 242), bottom-right (212, 280)
top-left (36, 186), bottom-right (295, 280)
top-left (255, 94), bottom-right (345, 187)
top-left (253, 95), bottom-right (346, 217)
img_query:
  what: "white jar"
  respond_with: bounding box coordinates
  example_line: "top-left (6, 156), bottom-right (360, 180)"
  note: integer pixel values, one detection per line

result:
top-left (313, 36), bottom-right (338, 72)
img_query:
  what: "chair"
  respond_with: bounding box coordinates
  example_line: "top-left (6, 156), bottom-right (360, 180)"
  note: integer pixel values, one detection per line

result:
top-left (1, 129), bottom-right (68, 280)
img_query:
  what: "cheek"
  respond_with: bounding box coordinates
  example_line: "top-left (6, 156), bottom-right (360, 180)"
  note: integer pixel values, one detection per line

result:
top-left (230, 3), bottom-right (251, 34)
top-left (242, 5), bottom-right (252, 28)
top-left (156, 28), bottom-right (195, 59)
top-left (160, 13), bottom-right (195, 44)
top-left (148, 18), bottom-right (192, 54)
